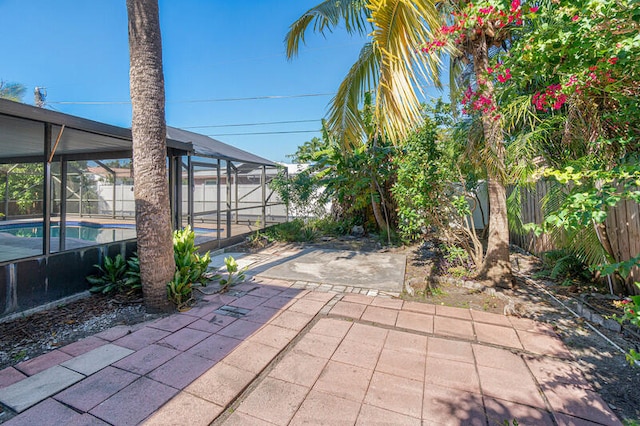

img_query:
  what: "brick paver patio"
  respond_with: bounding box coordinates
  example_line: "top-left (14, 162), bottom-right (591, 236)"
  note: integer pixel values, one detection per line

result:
top-left (0, 273), bottom-right (623, 425)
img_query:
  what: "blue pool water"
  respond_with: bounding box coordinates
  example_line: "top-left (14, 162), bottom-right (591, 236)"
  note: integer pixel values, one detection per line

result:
top-left (0, 222), bottom-right (137, 242)
top-left (0, 221), bottom-right (219, 243)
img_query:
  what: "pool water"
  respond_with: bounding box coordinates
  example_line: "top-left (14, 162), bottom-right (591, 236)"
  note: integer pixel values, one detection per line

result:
top-left (0, 222), bottom-right (137, 242)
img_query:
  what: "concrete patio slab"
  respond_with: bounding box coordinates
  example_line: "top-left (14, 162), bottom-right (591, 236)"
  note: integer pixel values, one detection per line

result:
top-left (89, 377), bottom-right (178, 426)
top-left (61, 344), bottom-right (134, 376)
top-left (254, 248), bottom-right (405, 291)
top-left (54, 366), bottom-right (139, 413)
top-left (14, 350), bottom-right (73, 376)
top-left (290, 389), bottom-right (361, 426)
top-left (0, 365), bottom-right (84, 413)
top-left (2, 398), bottom-right (83, 426)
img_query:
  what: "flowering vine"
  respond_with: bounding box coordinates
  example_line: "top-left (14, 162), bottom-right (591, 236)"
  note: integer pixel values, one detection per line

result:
top-left (531, 56), bottom-right (620, 112)
top-left (421, 1), bottom-right (536, 119)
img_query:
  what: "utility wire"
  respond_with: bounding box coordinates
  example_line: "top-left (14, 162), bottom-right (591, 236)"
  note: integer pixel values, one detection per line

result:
top-left (183, 119), bottom-right (319, 129)
top-left (47, 93), bottom-right (335, 105)
top-left (207, 130), bottom-right (320, 137)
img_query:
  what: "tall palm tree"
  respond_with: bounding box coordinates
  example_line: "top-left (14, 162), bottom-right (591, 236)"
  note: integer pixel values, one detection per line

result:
top-left (286, 0), bottom-right (514, 287)
top-left (126, 0), bottom-right (175, 312)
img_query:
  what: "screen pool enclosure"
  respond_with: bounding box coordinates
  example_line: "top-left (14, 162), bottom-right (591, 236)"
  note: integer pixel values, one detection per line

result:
top-left (0, 98), bottom-right (287, 318)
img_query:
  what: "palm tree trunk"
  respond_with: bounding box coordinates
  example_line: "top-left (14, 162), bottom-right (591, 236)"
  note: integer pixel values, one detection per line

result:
top-left (127, 0), bottom-right (175, 312)
top-left (472, 34), bottom-right (512, 288)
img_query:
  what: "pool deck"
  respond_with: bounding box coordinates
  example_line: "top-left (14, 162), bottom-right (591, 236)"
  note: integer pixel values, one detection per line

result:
top-left (0, 246), bottom-right (624, 425)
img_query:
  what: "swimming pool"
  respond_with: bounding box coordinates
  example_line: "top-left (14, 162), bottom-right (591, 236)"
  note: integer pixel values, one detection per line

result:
top-left (0, 221), bottom-right (220, 243)
top-left (0, 221), bottom-right (138, 243)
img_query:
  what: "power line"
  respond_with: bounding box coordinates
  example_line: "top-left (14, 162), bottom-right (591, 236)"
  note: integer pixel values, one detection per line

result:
top-left (47, 93), bottom-right (335, 105)
top-left (183, 119), bottom-right (319, 129)
top-left (207, 130), bottom-right (320, 137)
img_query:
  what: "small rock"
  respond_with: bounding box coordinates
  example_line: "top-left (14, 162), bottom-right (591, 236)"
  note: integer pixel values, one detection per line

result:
top-left (351, 225), bottom-right (365, 236)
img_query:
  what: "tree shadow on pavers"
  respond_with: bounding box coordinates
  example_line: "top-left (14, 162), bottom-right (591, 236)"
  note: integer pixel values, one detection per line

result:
top-left (523, 351), bottom-right (633, 424)
top-left (425, 390), bottom-right (553, 426)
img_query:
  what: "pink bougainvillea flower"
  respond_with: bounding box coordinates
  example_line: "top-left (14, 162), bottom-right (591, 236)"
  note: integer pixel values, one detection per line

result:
top-left (529, 6), bottom-right (539, 13)
top-left (608, 57), bottom-right (618, 65)
top-left (572, 15), bottom-right (579, 21)
top-left (565, 75), bottom-right (578, 86)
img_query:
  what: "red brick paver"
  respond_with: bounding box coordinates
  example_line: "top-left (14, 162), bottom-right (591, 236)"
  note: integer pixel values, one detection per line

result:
top-left (0, 280), bottom-right (623, 426)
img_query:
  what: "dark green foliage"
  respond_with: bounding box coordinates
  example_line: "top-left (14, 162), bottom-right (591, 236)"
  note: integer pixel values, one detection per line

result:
top-left (538, 249), bottom-right (592, 282)
top-left (125, 253), bottom-right (142, 290)
top-left (87, 254), bottom-right (140, 295)
top-left (261, 219), bottom-right (317, 242)
top-left (256, 217), bottom-right (360, 244)
top-left (392, 118), bottom-right (444, 241)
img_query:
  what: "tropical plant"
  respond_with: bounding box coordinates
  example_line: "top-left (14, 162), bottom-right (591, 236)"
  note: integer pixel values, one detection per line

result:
top-left (126, 0), bottom-right (175, 312)
top-left (172, 225), bottom-right (213, 286)
top-left (494, 0), bottom-right (640, 294)
top-left (286, 0), bottom-right (522, 287)
top-left (393, 112), bottom-right (484, 266)
top-left (125, 252), bottom-right (142, 290)
top-left (87, 254), bottom-right (140, 295)
top-left (536, 249), bottom-right (592, 282)
top-left (167, 269), bottom-right (194, 311)
top-left (218, 256), bottom-right (247, 293)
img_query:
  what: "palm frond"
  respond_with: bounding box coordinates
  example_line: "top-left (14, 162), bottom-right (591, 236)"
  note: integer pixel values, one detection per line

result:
top-left (507, 186), bottom-right (526, 235)
top-left (285, 0), bottom-right (371, 58)
top-left (368, 0), bottom-right (443, 141)
top-left (499, 94), bottom-right (540, 133)
top-left (326, 42), bottom-right (380, 147)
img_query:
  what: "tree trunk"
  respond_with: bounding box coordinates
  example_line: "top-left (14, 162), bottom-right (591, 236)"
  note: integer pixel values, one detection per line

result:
top-left (472, 34), bottom-right (513, 288)
top-left (370, 182), bottom-right (389, 235)
top-left (127, 0), bottom-right (175, 312)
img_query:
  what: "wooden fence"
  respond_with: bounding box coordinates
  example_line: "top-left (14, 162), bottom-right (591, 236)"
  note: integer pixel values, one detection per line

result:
top-left (510, 181), bottom-right (640, 295)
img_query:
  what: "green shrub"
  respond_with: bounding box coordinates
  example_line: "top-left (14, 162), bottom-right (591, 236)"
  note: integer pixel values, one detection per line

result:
top-left (173, 225), bottom-right (212, 286)
top-left (539, 249), bottom-right (592, 281)
top-left (168, 226), bottom-right (215, 308)
top-left (218, 256), bottom-right (248, 293)
top-left (167, 269), bottom-right (193, 310)
top-left (87, 254), bottom-right (140, 295)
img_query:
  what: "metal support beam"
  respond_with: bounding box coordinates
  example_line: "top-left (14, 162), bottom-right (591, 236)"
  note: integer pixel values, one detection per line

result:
top-left (43, 123), bottom-right (52, 256)
top-left (175, 156), bottom-right (183, 229)
top-left (285, 168), bottom-right (289, 222)
top-left (168, 156), bottom-right (175, 229)
top-left (234, 167), bottom-right (239, 225)
top-left (226, 161), bottom-right (232, 239)
top-left (59, 157), bottom-right (67, 252)
top-left (216, 159), bottom-right (221, 245)
top-left (187, 154), bottom-right (194, 229)
top-left (261, 165), bottom-right (266, 229)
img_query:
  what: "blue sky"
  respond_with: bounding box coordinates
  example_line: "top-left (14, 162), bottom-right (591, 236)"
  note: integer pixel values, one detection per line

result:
top-left (1, 1), bottom-right (441, 162)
